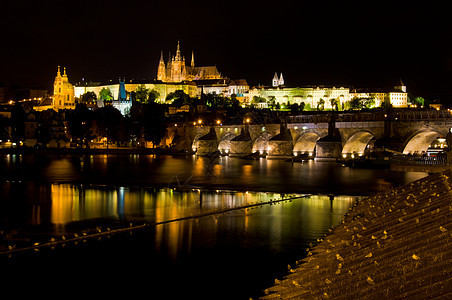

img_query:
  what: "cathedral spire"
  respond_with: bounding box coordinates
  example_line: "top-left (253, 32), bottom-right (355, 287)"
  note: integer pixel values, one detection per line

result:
top-left (191, 50), bottom-right (195, 68)
top-left (159, 50), bottom-right (164, 63)
top-left (175, 40), bottom-right (181, 61)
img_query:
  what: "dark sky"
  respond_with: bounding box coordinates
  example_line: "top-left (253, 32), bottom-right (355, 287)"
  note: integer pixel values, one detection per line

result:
top-left (1, 1), bottom-right (452, 102)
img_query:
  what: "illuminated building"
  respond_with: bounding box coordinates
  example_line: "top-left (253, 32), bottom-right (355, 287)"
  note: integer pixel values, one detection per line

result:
top-left (35, 66), bottom-right (76, 112)
top-left (272, 72), bottom-right (284, 87)
top-left (350, 79), bottom-right (408, 108)
top-left (75, 80), bottom-right (198, 109)
top-left (74, 42), bottom-right (248, 112)
top-left (246, 75), bottom-right (408, 109)
top-left (157, 41), bottom-right (223, 83)
top-left (246, 82), bottom-right (350, 110)
top-left (52, 66), bottom-right (75, 110)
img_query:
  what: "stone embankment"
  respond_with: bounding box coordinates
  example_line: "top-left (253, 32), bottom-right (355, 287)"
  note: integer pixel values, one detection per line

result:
top-left (261, 170), bottom-right (452, 299)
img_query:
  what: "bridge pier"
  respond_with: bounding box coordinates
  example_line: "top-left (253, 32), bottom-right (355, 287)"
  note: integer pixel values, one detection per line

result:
top-left (267, 123), bottom-right (293, 159)
top-left (229, 128), bottom-right (253, 157)
top-left (315, 140), bottom-right (342, 161)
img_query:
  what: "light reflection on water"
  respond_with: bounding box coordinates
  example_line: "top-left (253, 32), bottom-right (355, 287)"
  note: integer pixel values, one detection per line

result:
top-left (1, 182), bottom-right (357, 267)
top-left (0, 154), bottom-right (428, 299)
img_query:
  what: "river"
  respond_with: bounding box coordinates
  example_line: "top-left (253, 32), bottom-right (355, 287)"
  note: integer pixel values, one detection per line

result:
top-left (0, 154), bottom-right (427, 299)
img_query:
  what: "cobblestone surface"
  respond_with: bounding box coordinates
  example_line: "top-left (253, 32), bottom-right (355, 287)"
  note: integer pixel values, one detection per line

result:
top-left (261, 170), bottom-right (452, 299)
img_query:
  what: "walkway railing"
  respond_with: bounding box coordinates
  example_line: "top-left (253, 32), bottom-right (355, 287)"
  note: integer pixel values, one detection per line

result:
top-left (288, 110), bottom-right (452, 124)
top-left (392, 155), bottom-right (448, 166)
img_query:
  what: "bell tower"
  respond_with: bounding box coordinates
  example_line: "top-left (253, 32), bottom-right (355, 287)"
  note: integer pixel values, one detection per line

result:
top-left (52, 66), bottom-right (75, 110)
top-left (272, 72), bottom-right (278, 87)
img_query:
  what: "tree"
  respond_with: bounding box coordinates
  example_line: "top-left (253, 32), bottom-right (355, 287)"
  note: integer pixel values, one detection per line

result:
top-left (299, 102), bottom-right (306, 112)
top-left (414, 97), bottom-right (425, 108)
top-left (251, 96), bottom-right (266, 104)
top-left (349, 97), bottom-right (361, 110)
top-left (148, 89), bottom-right (160, 103)
top-left (289, 103), bottom-right (300, 114)
top-left (166, 90), bottom-right (192, 105)
top-left (380, 101), bottom-right (393, 110)
top-left (134, 84), bottom-right (150, 103)
top-left (68, 103), bottom-right (95, 148)
top-left (349, 97), bottom-right (374, 110)
top-left (129, 102), bottom-right (166, 148)
top-left (99, 87), bottom-right (113, 103)
top-left (96, 106), bottom-right (123, 146)
top-left (330, 98), bottom-right (339, 111)
top-left (317, 99), bottom-right (325, 111)
top-left (362, 97), bottom-right (375, 109)
top-left (80, 91), bottom-right (97, 104)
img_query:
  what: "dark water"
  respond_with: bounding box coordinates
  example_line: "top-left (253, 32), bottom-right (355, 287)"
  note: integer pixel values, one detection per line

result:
top-left (0, 154), bottom-right (427, 299)
top-left (0, 153), bottom-right (427, 194)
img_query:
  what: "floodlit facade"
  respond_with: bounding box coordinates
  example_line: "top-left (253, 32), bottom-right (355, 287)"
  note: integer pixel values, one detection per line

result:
top-left (157, 41), bottom-right (223, 83)
top-left (350, 79), bottom-right (408, 108)
top-left (245, 85), bottom-right (350, 109)
top-left (74, 80), bottom-right (198, 105)
top-left (34, 66), bottom-right (76, 112)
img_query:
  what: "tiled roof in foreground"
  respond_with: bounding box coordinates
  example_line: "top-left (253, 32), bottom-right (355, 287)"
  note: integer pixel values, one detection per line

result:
top-left (261, 170), bottom-right (452, 299)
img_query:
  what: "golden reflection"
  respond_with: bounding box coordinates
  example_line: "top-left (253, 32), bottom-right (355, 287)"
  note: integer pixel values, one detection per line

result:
top-left (45, 158), bottom-right (78, 181)
top-left (51, 184), bottom-right (119, 224)
top-left (46, 184), bottom-right (358, 263)
top-left (51, 184), bottom-right (78, 224)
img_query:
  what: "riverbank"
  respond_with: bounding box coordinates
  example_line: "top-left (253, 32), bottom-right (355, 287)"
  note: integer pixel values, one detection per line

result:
top-left (261, 169), bottom-right (452, 299)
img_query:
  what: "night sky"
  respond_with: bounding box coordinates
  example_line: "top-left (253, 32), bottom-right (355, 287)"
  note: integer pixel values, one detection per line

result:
top-left (1, 1), bottom-right (452, 102)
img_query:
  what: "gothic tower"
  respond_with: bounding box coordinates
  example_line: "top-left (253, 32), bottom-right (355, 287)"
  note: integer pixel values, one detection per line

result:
top-left (157, 51), bottom-right (166, 81)
top-left (171, 41), bottom-right (184, 82)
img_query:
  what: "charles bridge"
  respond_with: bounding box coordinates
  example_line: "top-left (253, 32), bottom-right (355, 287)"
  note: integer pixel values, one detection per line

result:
top-left (167, 110), bottom-right (452, 160)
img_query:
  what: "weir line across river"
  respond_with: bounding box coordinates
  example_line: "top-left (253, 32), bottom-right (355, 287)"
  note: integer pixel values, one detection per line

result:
top-left (0, 194), bottom-right (310, 256)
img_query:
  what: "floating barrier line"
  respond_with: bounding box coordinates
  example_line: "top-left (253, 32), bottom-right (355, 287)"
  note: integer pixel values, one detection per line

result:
top-left (1, 195), bottom-right (309, 256)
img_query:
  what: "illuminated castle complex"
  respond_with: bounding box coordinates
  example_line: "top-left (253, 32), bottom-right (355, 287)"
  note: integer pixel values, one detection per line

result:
top-left (157, 41), bottom-right (223, 83)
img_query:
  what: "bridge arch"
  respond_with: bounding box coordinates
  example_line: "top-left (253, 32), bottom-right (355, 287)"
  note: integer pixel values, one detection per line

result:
top-left (218, 132), bottom-right (238, 153)
top-left (342, 131), bottom-right (375, 156)
top-left (402, 130), bottom-right (444, 154)
top-left (191, 133), bottom-right (205, 152)
top-left (293, 132), bottom-right (321, 156)
top-left (252, 131), bottom-right (273, 154)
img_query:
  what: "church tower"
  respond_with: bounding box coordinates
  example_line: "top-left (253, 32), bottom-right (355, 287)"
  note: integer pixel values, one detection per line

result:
top-left (191, 51), bottom-right (195, 68)
top-left (278, 73), bottom-right (284, 86)
top-left (394, 78), bottom-right (406, 92)
top-left (272, 72), bottom-right (279, 87)
top-left (171, 41), bottom-right (184, 82)
top-left (53, 66), bottom-right (75, 110)
top-left (157, 51), bottom-right (166, 81)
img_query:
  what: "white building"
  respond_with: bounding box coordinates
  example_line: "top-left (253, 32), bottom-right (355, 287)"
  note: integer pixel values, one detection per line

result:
top-left (245, 85), bottom-right (350, 110)
top-left (350, 79), bottom-right (408, 108)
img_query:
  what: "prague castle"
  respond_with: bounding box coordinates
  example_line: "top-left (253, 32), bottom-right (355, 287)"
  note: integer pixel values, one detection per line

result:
top-left (157, 41), bottom-right (223, 83)
top-left (33, 42), bottom-right (408, 114)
